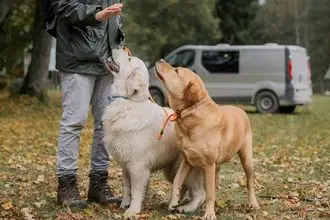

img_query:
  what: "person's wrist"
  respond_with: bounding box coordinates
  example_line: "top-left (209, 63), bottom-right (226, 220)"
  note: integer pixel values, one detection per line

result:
top-left (95, 8), bottom-right (103, 21)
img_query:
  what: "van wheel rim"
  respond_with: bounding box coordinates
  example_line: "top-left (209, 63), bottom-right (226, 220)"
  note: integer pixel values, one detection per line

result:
top-left (152, 95), bottom-right (162, 105)
top-left (261, 97), bottom-right (273, 110)
top-left (150, 90), bottom-right (163, 105)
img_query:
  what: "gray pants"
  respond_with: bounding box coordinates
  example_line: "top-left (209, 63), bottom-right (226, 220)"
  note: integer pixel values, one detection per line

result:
top-left (57, 72), bottom-right (112, 177)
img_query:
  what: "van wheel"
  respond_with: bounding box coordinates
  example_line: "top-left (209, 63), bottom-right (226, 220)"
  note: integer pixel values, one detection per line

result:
top-left (255, 91), bottom-right (279, 113)
top-left (279, 105), bottom-right (296, 114)
top-left (149, 88), bottom-right (165, 106)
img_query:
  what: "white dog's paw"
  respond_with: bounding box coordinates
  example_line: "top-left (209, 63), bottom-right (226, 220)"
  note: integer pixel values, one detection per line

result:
top-left (176, 198), bottom-right (203, 213)
top-left (168, 200), bottom-right (179, 211)
top-left (120, 197), bottom-right (131, 209)
top-left (124, 206), bottom-right (140, 218)
top-left (124, 210), bottom-right (139, 219)
top-left (177, 203), bottom-right (198, 213)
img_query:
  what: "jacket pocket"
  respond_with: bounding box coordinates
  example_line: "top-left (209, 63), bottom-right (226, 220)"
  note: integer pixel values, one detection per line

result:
top-left (69, 26), bottom-right (104, 62)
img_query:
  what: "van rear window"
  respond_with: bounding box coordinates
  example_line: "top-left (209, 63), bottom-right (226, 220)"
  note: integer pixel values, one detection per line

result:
top-left (202, 51), bottom-right (239, 74)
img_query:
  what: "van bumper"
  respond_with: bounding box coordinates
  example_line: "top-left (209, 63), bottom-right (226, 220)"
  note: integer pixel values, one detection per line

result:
top-left (280, 84), bottom-right (313, 106)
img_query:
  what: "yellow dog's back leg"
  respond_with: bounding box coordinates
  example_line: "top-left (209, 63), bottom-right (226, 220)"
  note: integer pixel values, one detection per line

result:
top-left (238, 132), bottom-right (259, 209)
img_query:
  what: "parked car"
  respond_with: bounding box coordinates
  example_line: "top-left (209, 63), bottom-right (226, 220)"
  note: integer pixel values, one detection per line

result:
top-left (324, 64), bottom-right (330, 93)
top-left (148, 43), bottom-right (313, 113)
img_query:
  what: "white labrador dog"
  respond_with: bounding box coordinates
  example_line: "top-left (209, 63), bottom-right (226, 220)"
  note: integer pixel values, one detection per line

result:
top-left (102, 49), bottom-right (205, 216)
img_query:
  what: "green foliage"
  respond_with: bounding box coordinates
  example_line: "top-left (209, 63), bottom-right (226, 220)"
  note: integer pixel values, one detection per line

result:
top-left (250, 0), bottom-right (330, 90)
top-left (0, 0), bottom-right (35, 74)
top-left (251, 0), bottom-right (309, 45)
top-left (1, 0), bottom-right (329, 92)
top-left (123, 0), bottom-right (220, 62)
top-left (308, 0), bottom-right (330, 84)
top-left (215, 0), bottom-right (259, 44)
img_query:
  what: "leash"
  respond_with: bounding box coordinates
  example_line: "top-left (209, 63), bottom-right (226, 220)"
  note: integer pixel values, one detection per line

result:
top-left (157, 112), bottom-right (178, 140)
top-left (146, 91), bottom-right (177, 141)
top-left (123, 46), bottom-right (132, 56)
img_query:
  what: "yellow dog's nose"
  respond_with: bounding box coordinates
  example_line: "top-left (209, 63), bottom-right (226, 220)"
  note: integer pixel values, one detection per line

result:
top-left (157, 59), bottom-right (165, 64)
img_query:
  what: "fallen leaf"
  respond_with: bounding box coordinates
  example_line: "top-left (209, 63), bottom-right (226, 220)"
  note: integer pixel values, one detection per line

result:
top-left (21, 207), bottom-right (35, 220)
top-left (262, 211), bottom-right (268, 216)
top-left (137, 213), bottom-right (150, 220)
top-left (1, 201), bottom-right (13, 210)
top-left (33, 200), bottom-right (47, 208)
top-left (240, 177), bottom-right (247, 187)
top-left (287, 177), bottom-right (294, 183)
top-left (289, 192), bottom-right (299, 197)
top-left (216, 199), bottom-right (227, 208)
top-left (232, 183), bottom-right (240, 188)
top-left (156, 189), bottom-right (166, 198)
top-left (245, 215), bottom-right (254, 220)
top-left (33, 175), bottom-right (45, 184)
top-left (113, 213), bottom-right (122, 219)
top-left (165, 214), bottom-right (185, 219)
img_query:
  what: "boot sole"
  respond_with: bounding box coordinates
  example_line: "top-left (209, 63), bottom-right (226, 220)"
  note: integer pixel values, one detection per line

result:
top-left (88, 196), bottom-right (122, 206)
top-left (61, 200), bottom-right (89, 209)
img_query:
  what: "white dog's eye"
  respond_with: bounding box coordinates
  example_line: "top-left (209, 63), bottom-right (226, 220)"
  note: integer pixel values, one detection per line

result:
top-left (128, 57), bottom-right (131, 62)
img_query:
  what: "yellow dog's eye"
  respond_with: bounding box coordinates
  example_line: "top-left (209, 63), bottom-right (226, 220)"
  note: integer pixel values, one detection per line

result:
top-left (175, 68), bottom-right (179, 74)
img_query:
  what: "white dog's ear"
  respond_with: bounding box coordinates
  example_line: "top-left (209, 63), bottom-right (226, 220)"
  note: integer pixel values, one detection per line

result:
top-left (127, 71), bottom-right (147, 97)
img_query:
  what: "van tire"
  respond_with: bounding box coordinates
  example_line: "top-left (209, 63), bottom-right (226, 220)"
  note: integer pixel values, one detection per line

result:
top-left (279, 105), bottom-right (296, 114)
top-left (149, 88), bottom-right (165, 106)
top-left (255, 91), bottom-right (279, 113)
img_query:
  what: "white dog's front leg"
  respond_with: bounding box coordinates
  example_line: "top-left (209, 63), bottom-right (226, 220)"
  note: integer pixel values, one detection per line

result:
top-left (125, 165), bottom-right (151, 216)
top-left (177, 168), bottom-right (205, 213)
top-left (120, 167), bottom-right (131, 209)
top-left (169, 159), bottom-right (192, 211)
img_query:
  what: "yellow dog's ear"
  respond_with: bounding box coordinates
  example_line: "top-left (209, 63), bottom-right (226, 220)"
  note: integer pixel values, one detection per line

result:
top-left (127, 71), bottom-right (147, 97)
top-left (184, 80), bottom-right (203, 106)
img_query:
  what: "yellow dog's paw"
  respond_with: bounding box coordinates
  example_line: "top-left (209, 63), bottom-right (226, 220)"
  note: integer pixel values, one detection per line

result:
top-left (202, 210), bottom-right (217, 220)
top-left (249, 201), bottom-right (260, 210)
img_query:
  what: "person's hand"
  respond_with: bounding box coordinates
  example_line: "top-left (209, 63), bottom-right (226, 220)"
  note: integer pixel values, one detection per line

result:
top-left (95, 3), bottom-right (123, 21)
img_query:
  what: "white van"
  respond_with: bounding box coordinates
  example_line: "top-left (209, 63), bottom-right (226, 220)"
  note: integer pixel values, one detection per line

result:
top-left (148, 44), bottom-right (313, 113)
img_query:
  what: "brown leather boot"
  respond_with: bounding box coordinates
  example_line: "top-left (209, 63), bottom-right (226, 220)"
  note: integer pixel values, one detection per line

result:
top-left (87, 171), bottom-right (121, 205)
top-left (57, 174), bottom-right (88, 209)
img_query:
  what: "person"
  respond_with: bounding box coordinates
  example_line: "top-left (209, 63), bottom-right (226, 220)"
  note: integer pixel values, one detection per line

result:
top-left (51, 0), bottom-right (125, 209)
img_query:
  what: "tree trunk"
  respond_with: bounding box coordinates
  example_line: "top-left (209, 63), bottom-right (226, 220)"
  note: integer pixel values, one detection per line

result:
top-left (0, 0), bottom-right (15, 26)
top-left (20, 0), bottom-right (52, 103)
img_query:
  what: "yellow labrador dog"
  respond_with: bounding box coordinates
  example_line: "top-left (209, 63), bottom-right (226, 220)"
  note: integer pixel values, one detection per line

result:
top-left (154, 60), bottom-right (259, 220)
top-left (102, 50), bottom-right (205, 217)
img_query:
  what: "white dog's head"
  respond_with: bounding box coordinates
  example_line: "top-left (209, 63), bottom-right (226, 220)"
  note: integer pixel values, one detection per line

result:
top-left (110, 49), bottom-right (150, 102)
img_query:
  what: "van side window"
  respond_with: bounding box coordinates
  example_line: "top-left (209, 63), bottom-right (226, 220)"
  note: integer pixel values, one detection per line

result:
top-left (166, 50), bottom-right (195, 68)
top-left (202, 51), bottom-right (239, 74)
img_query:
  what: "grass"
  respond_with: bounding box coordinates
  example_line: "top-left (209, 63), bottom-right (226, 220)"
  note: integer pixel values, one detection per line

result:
top-left (0, 91), bottom-right (329, 219)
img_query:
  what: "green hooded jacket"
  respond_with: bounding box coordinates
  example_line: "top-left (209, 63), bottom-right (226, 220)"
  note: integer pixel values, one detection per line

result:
top-left (52, 0), bottom-right (125, 75)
